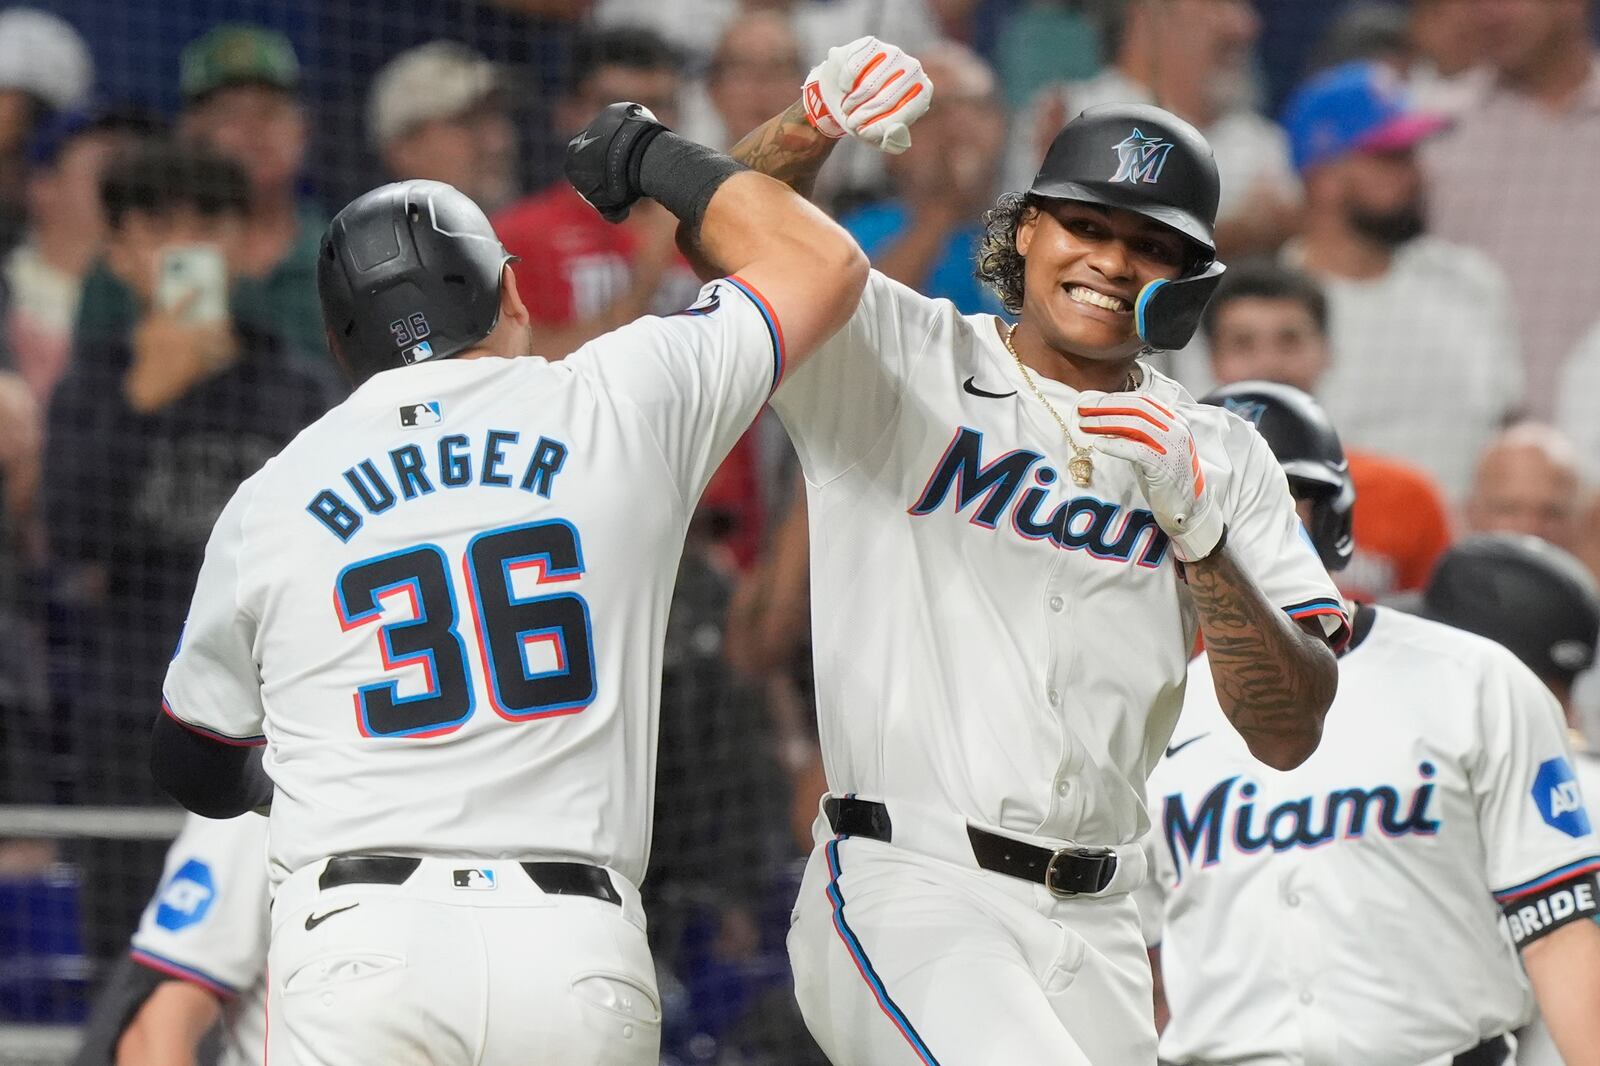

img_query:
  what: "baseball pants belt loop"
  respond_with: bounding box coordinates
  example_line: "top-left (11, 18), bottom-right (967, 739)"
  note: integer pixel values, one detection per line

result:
top-left (1451, 1034), bottom-right (1509, 1066)
top-left (318, 855), bottom-right (621, 906)
top-left (823, 796), bottom-right (1121, 897)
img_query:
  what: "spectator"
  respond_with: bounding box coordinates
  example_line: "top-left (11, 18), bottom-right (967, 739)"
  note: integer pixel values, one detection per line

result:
top-left (368, 41), bottom-right (518, 214)
top-left (0, 366), bottom-right (48, 806)
top-left (3, 107), bottom-right (160, 405)
top-left (590, 0), bottom-right (938, 68)
top-left (993, 1), bottom-right (1103, 110)
top-left (73, 26), bottom-right (330, 370)
top-left (493, 27), bottom-right (698, 357)
top-left (1006, 0), bottom-right (1300, 258)
top-left (683, 11), bottom-right (806, 150)
top-left (1281, 61), bottom-right (1521, 502)
top-left (45, 141), bottom-right (331, 805)
top-left (1424, 0), bottom-right (1600, 418)
top-left (1556, 317), bottom-right (1600, 484)
top-left (0, 8), bottom-right (92, 255)
top-left (837, 42), bottom-right (1006, 315)
top-left (1463, 422), bottom-right (1583, 554)
top-left (1201, 259), bottom-right (1452, 603)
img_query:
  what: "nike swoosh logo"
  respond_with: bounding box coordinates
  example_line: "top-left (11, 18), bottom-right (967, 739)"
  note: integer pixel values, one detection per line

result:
top-left (1165, 733), bottom-right (1209, 759)
top-left (963, 376), bottom-right (1016, 399)
top-left (571, 130), bottom-right (601, 152)
top-left (304, 903), bottom-right (359, 931)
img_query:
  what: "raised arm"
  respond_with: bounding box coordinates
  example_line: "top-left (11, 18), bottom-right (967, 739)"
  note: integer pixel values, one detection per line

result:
top-left (727, 37), bottom-right (932, 201)
top-left (565, 103), bottom-right (867, 366)
top-left (1523, 919), bottom-right (1600, 1066)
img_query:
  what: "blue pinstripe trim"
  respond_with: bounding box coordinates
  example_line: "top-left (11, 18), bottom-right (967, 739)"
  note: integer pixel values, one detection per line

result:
top-left (130, 948), bottom-right (238, 998)
top-left (1495, 856), bottom-right (1600, 902)
top-left (725, 276), bottom-right (785, 394)
top-left (824, 837), bottom-right (941, 1065)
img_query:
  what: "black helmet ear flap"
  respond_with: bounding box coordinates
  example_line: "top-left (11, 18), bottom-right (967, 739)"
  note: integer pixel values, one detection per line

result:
top-left (1135, 260), bottom-right (1225, 350)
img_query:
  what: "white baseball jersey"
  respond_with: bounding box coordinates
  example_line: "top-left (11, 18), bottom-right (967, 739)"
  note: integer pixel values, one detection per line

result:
top-left (1143, 606), bottom-right (1600, 1066)
top-left (770, 270), bottom-right (1347, 847)
top-left (162, 276), bottom-right (783, 886)
top-left (130, 813), bottom-right (270, 1066)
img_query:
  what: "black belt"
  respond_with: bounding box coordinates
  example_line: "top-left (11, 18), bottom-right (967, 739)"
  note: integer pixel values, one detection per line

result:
top-left (1452, 1035), bottom-right (1509, 1066)
top-left (823, 796), bottom-right (1118, 897)
top-left (318, 855), bottom-right (621, 906)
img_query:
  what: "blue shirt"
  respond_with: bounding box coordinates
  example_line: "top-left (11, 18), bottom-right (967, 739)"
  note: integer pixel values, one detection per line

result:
top-left (841, 202), bottom-right (1004, 317)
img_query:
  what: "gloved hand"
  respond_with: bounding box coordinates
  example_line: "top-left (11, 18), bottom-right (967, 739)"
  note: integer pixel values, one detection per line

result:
top-left (564, 101), bottom-right (668, 223)
top-left (1074, 392), bottom-right (1226, 562)
top-left (803, 36), bottom-right (932, 155)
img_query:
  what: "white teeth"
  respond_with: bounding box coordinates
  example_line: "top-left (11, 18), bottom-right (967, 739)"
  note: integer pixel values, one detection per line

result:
top-left (1067, 286), bottom-right (1131, 313)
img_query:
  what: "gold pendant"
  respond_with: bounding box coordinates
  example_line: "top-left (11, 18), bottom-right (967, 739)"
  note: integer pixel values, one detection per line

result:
top-left (1068, 454), bottom-right (1094, 487)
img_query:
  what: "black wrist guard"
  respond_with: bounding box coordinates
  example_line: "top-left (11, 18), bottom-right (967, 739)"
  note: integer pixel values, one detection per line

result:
top-left (636, 131), bottom-right (747, 233)
top-left (564, 101), bottom-right (669, 223)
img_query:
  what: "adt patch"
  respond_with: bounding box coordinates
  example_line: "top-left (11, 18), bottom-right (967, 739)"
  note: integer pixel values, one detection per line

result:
top-left (156, 859), bottom-right (216, 931)
top-left (1533, 758), bottom-right (1593, 839)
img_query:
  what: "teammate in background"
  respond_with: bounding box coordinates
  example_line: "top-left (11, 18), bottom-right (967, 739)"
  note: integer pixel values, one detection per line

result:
top-left (148, 105), bottom-right (867, 1066)
top-left (1198, 259), bottom-right (1453, 602)
top-left (1143, 382), bottom-right (1600, 1066)
top-left (1420, 533), bottom-right (1600, 810)
top-left (726, 37), bottom-right (1345, 1063)
top-left (71, 815), bottom-right (268, 1066)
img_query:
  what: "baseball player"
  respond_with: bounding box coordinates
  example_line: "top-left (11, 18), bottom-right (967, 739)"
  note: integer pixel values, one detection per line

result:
top-left (72, 814), bottom-right (269, 1066)
top-left (148, 105), bottom-right (868, 1066)
top-left (728, 38), bottom-right (1347, 1064)
top-left (1143, 382), bottom-right (1600, 1066)
top-left (1416, 534), bottom-right (1600, 1066)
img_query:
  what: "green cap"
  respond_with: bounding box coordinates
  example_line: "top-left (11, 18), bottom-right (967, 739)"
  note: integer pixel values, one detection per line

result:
top-left (180, 25), bottom-right (300, 102)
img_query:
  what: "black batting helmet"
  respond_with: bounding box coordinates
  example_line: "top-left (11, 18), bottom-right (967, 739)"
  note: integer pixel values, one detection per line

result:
top-left (1201, 381), bottom-right (1356, 572)
top-left (1029, 103), bottom-right (1225, 350)
top-left (318, 180), bottom-right (514, 385)
top-left (1422, 533), bottom-right (1600, 688)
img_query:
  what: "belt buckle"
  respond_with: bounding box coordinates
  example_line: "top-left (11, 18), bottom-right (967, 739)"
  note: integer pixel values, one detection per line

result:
top-left (1044, 844), bottom-right (1117, 898)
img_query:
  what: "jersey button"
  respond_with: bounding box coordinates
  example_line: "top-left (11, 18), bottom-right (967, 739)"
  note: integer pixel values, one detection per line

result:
top-left (1048, 595), bottom-right (1064, 613)
top-left (1055, 779), bottom-right (1069, 798)
top-left (1298, 991), bottom-right (1314, 1005)
top-left (1047, 689), bottom-right (1060, 707)
top-left (1285, 892), bottom-right (1301, 907)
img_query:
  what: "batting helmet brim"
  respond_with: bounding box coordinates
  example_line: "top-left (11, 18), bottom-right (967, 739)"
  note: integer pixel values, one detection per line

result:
top-left (1028, 180), bottom-right (1217, 257)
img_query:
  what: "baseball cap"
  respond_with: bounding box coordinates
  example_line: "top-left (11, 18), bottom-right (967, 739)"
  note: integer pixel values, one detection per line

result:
top-left (0, 8), bottom-right (93, 113)
top-left (180, 25), bottom-right (300, 103)
top-left (1281, 61), bottom-right (1449, 173)
top-left (368, 41), bottom-right (501, 148)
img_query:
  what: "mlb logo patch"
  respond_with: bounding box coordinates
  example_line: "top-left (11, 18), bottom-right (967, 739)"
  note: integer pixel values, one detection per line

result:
top-left (452, 868), bottom-right (497, 890)
top-left (399, 402), bottom-right (442, 428)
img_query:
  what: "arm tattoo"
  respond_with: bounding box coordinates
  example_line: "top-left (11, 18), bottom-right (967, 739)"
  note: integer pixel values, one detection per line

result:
top-left (727, 100), bottom-right (835, 200)
top-left (1183, 547), bottom-right (1338, 766)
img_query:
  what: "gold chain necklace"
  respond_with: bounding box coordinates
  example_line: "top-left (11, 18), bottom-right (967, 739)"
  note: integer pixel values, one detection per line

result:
top-left (1003, 322), bottom-right (1137, 488)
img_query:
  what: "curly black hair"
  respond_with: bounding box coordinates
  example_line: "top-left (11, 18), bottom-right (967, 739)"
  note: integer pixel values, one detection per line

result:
top-left (974, 191), bottom-right (1036, 316)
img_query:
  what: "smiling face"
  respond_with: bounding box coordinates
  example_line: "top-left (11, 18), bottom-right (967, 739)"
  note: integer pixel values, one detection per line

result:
top-left (1014, 199), bottom-right (1190, 361)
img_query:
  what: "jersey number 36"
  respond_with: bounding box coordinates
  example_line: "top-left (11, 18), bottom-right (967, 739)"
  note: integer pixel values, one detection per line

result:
top-left (334, 519), bottom-right (596, 738)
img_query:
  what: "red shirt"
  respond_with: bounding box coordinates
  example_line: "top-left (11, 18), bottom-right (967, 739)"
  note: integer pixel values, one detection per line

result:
top-left (1338, 449), bottom-right (1453, 602)
top-left (493, 184), bottom-right (765, 568)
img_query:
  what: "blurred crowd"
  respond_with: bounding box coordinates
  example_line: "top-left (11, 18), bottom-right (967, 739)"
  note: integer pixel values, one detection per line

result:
top-left (2, 0), bottom-right (1600, 1060)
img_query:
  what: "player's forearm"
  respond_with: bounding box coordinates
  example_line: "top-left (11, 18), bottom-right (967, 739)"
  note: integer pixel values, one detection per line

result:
top-left (1524, 919), bottom-right (1600, 1066)
top-left (727, 100), bottom-right (837, 201)
top-left (1184, 546), bottom-right (1338, 770)
top-left (115, 980), bottom-right (220, 1066)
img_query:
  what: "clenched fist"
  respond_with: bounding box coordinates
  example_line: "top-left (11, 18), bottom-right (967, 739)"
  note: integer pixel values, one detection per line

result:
top-left (803, 36), bottom-right (932, 155)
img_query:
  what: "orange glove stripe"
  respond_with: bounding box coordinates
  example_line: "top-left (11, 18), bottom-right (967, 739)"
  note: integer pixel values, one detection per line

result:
top-left (1080, 424), bottom-right (1168, 455)
top-left (1077, 405), bottom-right (1170, 431)
top-left (851, 52), bottom-right (888, 94)
top-left (857, 82), bottom-right (926, 130)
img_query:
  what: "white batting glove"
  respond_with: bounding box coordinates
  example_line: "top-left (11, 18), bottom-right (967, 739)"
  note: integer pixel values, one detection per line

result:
top-left (803, 36), bottom-right (932, 155)
top-left (1074, 392), bottom-right (1226, 563)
